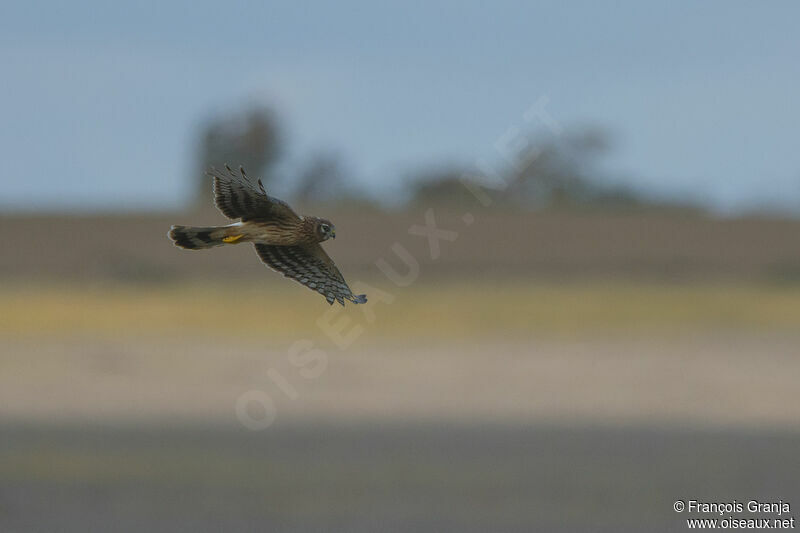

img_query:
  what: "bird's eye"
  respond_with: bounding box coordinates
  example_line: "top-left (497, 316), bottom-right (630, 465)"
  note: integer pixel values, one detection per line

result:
top-left (321, 224), bottom-right (329, 232)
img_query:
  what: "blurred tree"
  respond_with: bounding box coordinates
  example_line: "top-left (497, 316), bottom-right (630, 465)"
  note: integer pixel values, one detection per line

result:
top-left (407, 167), bottom-right (481, 209)
top-left (409, 126), bottom-right (658, 211)
top-left (195, 106), bottom-right (282, 205)
top-left (506, 127), bottom-right (612, 208)
top-left (293, 150), bottom-right (371, 208)
top-left (294, 151), bottom-right (346, 205)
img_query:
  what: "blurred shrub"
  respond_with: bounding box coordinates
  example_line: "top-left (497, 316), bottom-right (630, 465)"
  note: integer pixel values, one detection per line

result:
top-left (293, 151), bottom-right (369, 208)
top-left (408, 127), bottom-right (699, 212)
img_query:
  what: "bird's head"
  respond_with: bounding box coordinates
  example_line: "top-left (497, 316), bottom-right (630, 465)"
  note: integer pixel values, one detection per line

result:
top-left (313, 217), bottom-right (336, 241)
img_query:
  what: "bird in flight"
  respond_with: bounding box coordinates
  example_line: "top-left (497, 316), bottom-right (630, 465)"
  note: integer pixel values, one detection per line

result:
top-left (168, 165), bottom-right (367, 306)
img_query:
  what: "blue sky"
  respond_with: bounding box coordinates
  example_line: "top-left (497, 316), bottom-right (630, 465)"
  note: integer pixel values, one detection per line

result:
top-left (1, 0), bottom-right (799, 213)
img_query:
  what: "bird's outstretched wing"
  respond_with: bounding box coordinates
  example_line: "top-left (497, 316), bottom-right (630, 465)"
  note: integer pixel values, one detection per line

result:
top-left (254, 243), bottom-right (367, 306)
top-left (207, 165), bottom-right (300, 222)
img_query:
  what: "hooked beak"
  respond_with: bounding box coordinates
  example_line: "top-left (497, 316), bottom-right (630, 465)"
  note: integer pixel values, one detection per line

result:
top-left (331, 229), bottom-right (336, 239)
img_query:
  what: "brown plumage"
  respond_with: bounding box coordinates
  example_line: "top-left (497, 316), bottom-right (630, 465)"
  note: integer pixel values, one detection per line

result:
top-left (168, 165), bottom-right (367, 306)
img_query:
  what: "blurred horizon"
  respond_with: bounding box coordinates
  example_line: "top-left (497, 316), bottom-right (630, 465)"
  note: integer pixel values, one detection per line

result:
top-left (2, 0), bottom-right (800, 215)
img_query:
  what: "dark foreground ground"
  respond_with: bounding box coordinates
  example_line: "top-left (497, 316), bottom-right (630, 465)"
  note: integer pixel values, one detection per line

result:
top-left (2, 423), bottom-right (798, 533)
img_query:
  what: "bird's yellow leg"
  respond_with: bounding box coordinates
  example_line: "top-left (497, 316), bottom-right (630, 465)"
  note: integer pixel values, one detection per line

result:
top-left (222, 234), bottom-right (243, 243)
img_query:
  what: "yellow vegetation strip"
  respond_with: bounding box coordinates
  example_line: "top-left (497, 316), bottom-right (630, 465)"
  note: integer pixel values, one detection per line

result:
top-left (1, 281), bottom-right (800, 340)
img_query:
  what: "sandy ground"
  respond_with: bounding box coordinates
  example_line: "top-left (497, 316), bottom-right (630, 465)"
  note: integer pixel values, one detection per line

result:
top-left (2, 280), bottom-right (799, 531)
top-left (2, 331), bottom-right (800, 532)
top-left (1, 334), bottom-right (799, 430)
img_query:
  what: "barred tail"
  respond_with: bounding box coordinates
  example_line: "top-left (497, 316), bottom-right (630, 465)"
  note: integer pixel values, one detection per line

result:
top-left (168, 225), bottom-right (229, 250)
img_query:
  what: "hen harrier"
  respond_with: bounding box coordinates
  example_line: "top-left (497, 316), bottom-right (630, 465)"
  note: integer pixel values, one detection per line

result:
top-left (168, 165), bottom-right (367, 306)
